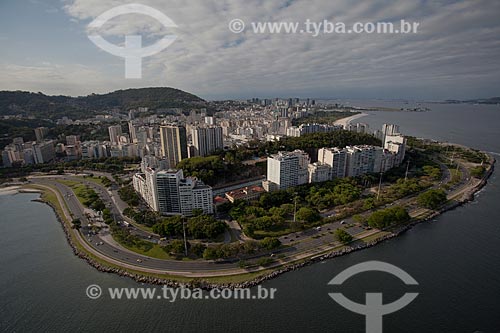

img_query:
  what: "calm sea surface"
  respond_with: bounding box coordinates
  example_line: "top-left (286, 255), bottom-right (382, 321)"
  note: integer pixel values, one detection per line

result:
top-left (1, 102), bottom-right (500, 332)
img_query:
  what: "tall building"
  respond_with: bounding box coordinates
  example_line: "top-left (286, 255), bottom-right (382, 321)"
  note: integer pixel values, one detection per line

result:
top-left (156, 169), bottom-right (183, 214)
top-left (287, 123), bottom-right (341, 137)
top-left (34, 127), bottom-right (49, 142)
top-left (191, 126), bottom-right (224, 157)
top-left (382, 124), bottom-right (400, 143)
top-left (108, 125), bottom-right (122, 144)
top-left (160, 125), bottom-right (188, 168)
top-left (33, 141), bottom-right (55, 164)
top-left (384, 134), bottom-right (406, 166)
top-left (133, 167), bottom-right (213, 216)
top-left (267, 150), bottom-right (310, 190)
top-left (128, 121), bottom-right (137, 143)
top-left (179, 178), bottom-right (214, 216)
top-left (318, 147), bottom-right (347, 179)
top-left (345, 145), bottom-right (382, 177)
top-left (308, 163), bottom-right (331, 183)
top-left (346, 123), bottom-right (370, 133)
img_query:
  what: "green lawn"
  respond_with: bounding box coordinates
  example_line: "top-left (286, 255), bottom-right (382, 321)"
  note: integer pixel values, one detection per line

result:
top-left (57, 179), bottom-right (93, 206)
top-left (77, 176), bottom-right (106, 186)
top-left (119, 241), bottom-right (173, 260)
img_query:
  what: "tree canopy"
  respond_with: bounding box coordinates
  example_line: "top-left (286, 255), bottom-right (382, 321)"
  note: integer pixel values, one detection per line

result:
top-left (417, 189), bottom-right (447, 209)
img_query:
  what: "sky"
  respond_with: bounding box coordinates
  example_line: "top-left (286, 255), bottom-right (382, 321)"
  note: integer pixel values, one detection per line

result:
top-left (0, 0), bottom-right (499, 100)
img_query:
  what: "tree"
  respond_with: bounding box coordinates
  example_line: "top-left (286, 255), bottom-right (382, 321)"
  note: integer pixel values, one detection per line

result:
top-left (164, 239), bottom-right (188, 255)
top-left (203, 247), bottom-right (218, 260)
top-left (71, 218), bottom-right (81, 229)
top-left (335, 228), bottom-right (353, 244)
top-left (260, 237), bottom-right (281, 250)
top-left (422, 165), bottom-right (442, 180)
top-left (187, 215), bottom-right (226, 239)
top-left (191, 243), bottom-right (206, 257)
top-left (296, 207), bottom-right (321, 223)
top-left (152, 216), bottom-right (184, 237)
top-left (417, 189), bottom-right (447, 209)
top-left (367, 206), bottom-right (410, 229)
top-left (118, 185), bottom-right (140, 206)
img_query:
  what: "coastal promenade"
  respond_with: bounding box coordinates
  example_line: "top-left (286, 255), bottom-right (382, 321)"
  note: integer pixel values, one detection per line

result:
top-left (21, 152), bottom-right (494, 283)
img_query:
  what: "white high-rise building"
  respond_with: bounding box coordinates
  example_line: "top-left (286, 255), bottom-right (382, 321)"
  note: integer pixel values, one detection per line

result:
top-left (179, 178), bottom-right (214, 216)
top-left (267, 150), bottom-right (310, 190)
top-left (308, 163), bottom-right (332, 183)
top-left (384, 134), bottom-right (406, 166)
top-left (318, 147), bottom-right (348, 179)
top-left (133, 167), bottom-right (213, 216)
top-left (382, 124), bottom-right (400, 143)
top-left (191, 126), bottom-right (224, 157)
top-left (345, 145), bottom-right (380, 177)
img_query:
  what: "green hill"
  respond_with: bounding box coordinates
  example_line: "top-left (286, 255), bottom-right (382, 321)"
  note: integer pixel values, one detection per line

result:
top-left (0, 87), bottom-right (206, 119)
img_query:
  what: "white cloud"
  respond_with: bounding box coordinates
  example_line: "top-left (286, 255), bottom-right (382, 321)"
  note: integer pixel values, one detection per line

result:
top-left (4, 0), bottom-right (500, 99)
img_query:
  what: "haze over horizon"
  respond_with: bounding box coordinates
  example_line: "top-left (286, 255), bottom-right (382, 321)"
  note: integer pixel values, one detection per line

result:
top-left (1, 0), bottom-right (500, 101)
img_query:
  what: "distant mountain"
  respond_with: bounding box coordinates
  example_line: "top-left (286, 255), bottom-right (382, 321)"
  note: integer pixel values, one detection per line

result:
top-left (0, 87), bottom-right (207, 119)
top-left (464, 97), bottom-right (500, 104)
top-left (445, 97), bottom-right (500, 104)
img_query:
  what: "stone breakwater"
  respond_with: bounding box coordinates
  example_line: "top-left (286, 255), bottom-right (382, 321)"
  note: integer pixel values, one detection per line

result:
top-left (39, 158), bottom-right (495, 290)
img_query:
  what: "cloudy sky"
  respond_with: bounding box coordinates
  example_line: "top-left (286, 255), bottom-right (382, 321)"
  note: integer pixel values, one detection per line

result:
top-left (1, 0), bottom-right (499, 100)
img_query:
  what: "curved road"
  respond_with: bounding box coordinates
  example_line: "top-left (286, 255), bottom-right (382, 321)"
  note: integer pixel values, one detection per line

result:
top-left (27, 156), bottom-right (484, 277)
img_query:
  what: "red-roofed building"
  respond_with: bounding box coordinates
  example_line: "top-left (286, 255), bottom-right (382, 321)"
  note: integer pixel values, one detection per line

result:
top-left (225, 185), bottom-right (265, 203)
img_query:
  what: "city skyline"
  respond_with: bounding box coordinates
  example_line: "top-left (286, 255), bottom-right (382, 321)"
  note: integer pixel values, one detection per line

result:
top-left (1, 0), bottom-right (500, 100)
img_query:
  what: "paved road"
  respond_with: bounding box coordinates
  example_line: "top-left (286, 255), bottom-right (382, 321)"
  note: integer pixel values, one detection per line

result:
top-left (27, 156), bottom-right (479, 276)
top-left (32, 177), bottom-right (241, 272)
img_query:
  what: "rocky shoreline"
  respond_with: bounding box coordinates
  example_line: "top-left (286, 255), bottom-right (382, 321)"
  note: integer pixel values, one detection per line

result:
top-left (38, 157), bottom-right (495, 290)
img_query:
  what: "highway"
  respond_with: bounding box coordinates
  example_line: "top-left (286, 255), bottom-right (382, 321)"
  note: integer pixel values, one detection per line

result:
top-left (27, 156), bottom-right (480, 277)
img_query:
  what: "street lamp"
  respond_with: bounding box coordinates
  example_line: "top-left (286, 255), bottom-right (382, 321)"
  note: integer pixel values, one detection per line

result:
top-left (377, 172), bottom-right (383, 201)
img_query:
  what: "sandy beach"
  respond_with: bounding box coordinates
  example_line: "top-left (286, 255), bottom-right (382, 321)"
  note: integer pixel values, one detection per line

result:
top-left (0, 186), bottom-right (21, 196)
top-left (334, 112), bottom-right (368, 128)
top-left (0, 186), bottom-right (40, 196)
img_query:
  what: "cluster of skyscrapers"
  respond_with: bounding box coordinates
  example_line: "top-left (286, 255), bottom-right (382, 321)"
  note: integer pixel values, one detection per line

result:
top-left (264, 124), bottom-right (406, 191)
top-left (1, 128), bottom-right (56, 167)
top-left (286, 123), bottom-right (343, 137)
